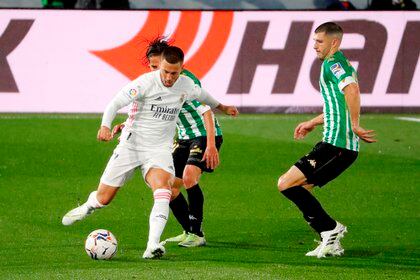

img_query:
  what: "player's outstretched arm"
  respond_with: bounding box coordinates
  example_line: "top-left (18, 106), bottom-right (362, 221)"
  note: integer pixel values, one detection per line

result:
top-left (202, 110), bottom-right (219, 170)
top-left (216, 104), bottom-right (239, 117)
top-left (344, 83), bottom-right (377, 143)
top-left (294, 114), bottom-right (323, 140)
top-left (191, 85), bottom-right (238, 117)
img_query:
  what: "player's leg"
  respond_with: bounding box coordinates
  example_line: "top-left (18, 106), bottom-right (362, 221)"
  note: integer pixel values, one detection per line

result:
top-left (303, 145), bottom-right (357, 258)
top-left (183, 137), bottom-right (209, 238)
top-left (167, 140), bottom-right (192, 240)
top-left (278, 165), bottom-right (337, 234)
top-left (176, 164), bottom-right (206, 247)
top-left (183, 164), bottom-right (204, 236)
top-left (141, 150), bottom-right (174, 259)
top-left (162, 177), bottom-right (189, 243)
top-left (277, 142), bottom-right (349, 257)
top-left (62, 147), bottom-right (135, 226)
top-left (278, 166), bottom-right (340, 257)
top-left (62, 183), bottom-right (119, 226)
top-left (179, 136), bottom-right (222, 247)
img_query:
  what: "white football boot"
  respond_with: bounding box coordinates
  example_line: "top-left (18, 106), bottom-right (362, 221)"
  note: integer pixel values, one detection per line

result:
top-left (306, 239), bottom-right (344, 257)
top-left (142, 244), bottom-right (166, 259)
top-left (62, 204), bottom-right (95, 226)
top-left (316, 222), bottom-right (347, 258)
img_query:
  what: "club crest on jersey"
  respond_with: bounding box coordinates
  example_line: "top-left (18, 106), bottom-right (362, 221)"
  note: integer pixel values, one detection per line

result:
top-left (330, 62), bottom-right (346, 78)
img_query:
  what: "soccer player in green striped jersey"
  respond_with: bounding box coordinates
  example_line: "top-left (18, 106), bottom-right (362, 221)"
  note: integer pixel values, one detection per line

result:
top-left (277, 22), bottom-right (376, 258)
top-left (113, 38), bottom-right (238, 247)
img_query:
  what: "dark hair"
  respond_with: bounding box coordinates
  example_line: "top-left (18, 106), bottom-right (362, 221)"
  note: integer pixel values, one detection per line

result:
top-left (315, 22), bottom-right (343, 38)
top-left (145, 36), bottom-right (171, 58)
top-left (162, 46), bottom-right (184, 64)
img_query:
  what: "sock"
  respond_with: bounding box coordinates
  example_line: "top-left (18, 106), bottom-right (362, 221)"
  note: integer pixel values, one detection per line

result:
top-left (186, 184), bottom-right (204, 236)
top-left (281, 186), bottom-right (336, 233)
top-left (85, 191), bottom-right (105, 210)
top-left (147, 189), bottom-right (171, 248)
top-left (169, 193), bottom-right (191, 233)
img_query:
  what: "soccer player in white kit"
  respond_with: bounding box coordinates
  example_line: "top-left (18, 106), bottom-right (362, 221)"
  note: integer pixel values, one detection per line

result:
top-left (62, 46), bottom-right (224, 259)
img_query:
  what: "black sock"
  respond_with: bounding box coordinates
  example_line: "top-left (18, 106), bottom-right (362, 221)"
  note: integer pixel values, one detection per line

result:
top-left (281, 186), bottom-right (336, 233)
top-left (169, 193), bottom-right (191, 233)
top-left (186, 184), bottom-right (204, 236)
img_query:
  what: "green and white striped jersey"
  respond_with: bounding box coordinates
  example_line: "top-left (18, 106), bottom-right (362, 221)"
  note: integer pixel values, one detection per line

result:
top-left (177, 69), bottom-right (222, 140)
top-left (319, 51), bottom-right (359, 152)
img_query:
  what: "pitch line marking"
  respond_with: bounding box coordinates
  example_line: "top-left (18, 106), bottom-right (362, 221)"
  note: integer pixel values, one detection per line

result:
top-left (396, 117), bottom-right (420, 123)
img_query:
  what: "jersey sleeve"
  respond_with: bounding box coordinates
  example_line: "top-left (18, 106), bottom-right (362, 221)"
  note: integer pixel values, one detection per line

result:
top-left (187, 86), bottom-right (220, 109)
top-left (190, 100), bottom-right (211, 115)
top-left (181, 75), bottom-right (220, 108)
top-left (101, 80), bottom-right (144, 128)
top-left (326, 58), bottom-right (358, 93)
top-left (182, 69), bottom-right (202, 87)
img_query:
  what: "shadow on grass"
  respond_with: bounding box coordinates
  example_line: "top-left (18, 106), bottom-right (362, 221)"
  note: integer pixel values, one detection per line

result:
top-left (344, 248), bottom-right (383, 257)
top-left (208, 241), bottom-right (280, 251)
top-left (161, 243), bottom-right (419, 273)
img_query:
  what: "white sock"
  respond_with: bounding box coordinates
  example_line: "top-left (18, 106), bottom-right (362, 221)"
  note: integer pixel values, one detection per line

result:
top-left (84, 191), bottom-right (105, 210)
top-left (147, 189), bottom-right (171, 248)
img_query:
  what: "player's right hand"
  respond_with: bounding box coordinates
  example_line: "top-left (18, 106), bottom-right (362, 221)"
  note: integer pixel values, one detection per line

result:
top-left (202, 145), bottom-right (219, 170)
top-left (111, 123), bottom-right (125, 139)
top-left (97, 126), bottom-right (112, 141)
top-left (294, 121), bottom-right (315, 140)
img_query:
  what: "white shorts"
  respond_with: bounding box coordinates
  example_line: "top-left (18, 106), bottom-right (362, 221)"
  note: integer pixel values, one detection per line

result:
top-left (100, 146), bottom-right (175, 187)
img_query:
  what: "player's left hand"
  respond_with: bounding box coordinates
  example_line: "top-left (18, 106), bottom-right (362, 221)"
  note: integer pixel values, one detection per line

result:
top-left (353, 126), bottom-right (377, 143)
top-left (202, 145), bottom-right (219, 169)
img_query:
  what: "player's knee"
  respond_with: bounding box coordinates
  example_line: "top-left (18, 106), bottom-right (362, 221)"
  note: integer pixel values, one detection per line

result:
top-left (171, 188), bottom-right (180, 200)
top-left (183, 174), bottom-right (198, 188)
top-left (277, 175), bottom-right (291, 192)
top-left (150, 176), bottom-right (173, 190)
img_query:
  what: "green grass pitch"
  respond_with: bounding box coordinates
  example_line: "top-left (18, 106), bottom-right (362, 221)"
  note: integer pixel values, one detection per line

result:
top-left (0, 114), bottom-right (418, 279)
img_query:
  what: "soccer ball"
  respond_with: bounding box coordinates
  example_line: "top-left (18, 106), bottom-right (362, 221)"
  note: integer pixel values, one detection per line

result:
top-left (85, 229), bottom-right (117, 260)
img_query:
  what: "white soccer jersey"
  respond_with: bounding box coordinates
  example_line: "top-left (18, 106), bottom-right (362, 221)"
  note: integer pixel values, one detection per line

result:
top-left (101, 70), bottom-right (215, 151)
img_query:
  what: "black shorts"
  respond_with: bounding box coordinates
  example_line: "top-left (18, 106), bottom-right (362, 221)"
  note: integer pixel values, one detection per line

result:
top-left (172, 136), bottom-right (223, 178)
top-left (294, 141), bottom-right (358, 187)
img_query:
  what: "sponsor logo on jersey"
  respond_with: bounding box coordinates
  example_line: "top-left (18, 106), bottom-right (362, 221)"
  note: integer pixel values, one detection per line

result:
top-left (151, 105), bottom-right (180, 121)
top-left (154, 96), bottom-right (163, 101)
top-left (151, 105), bottom-right (180, 115)
top-left (330, 62), bottom-right (346, 79)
